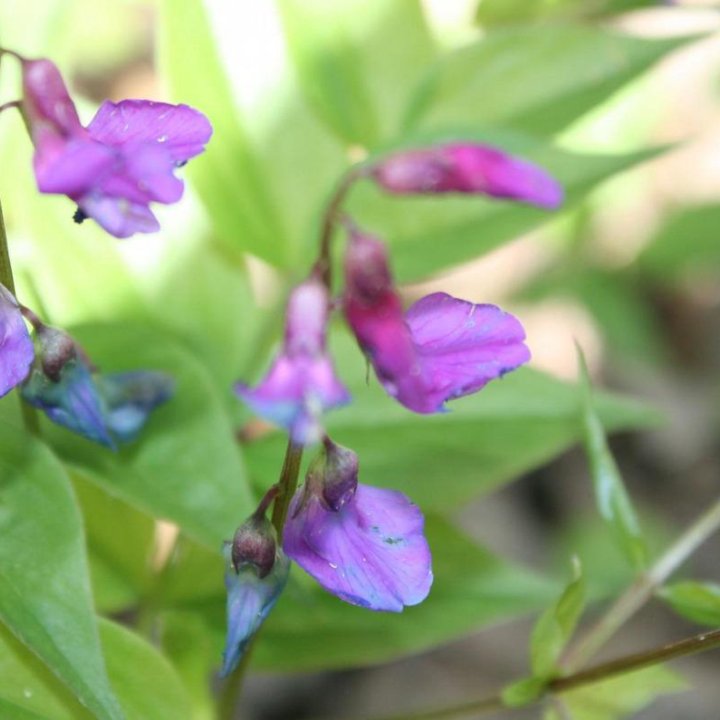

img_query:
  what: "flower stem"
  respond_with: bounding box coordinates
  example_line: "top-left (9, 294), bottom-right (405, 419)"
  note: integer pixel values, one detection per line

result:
top-left (561, 495), bottom-right (720, 671)
top-left (364, 628), bottom-right (720, 720)
top-left (0, 199), bottom-right (40, 435)
top-left (271, 440), bottom-right (304, 539)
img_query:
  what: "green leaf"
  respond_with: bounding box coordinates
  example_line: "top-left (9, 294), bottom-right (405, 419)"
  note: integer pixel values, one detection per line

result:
top-left (349, 132), bottom-right (663, 282)
top-left (99, 620), bottom-right (192, 720)
top-left (502, 676), bottom-right (546, 708)
top-left (560, 665), bottom-right (686, 720)
top-left (0, 619), bottom-right (191, 720)
top-left (71, 469), bottom-right (155, 614)
top-left (530, 559), bottom-right (586, 678)
top-left (245, 332), bottom-right (659, 513)
top-left (157, 0), bottom-right (288, 266)
top-left (404, 26), bottom-right (690, 137)
top-left (160, 516), bottom-right (555, 672)
top-left (638, 204), bottom-right (720, 281)
top-left (41, 322), bottom-right (254, 549)
top-left (476, 0), bottom-right (656, 27)
top-left (659, 581), bottom-right (720, 627)
top-left (0, 422), bottom-right (123, 720)
top-left (279, 0), bottom-right (435, 147)
top-left (578, 348), bottom-right (648, 571)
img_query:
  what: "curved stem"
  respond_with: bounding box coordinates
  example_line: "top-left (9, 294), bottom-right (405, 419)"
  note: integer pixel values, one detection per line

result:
top-left (364, 628), bottom-right (720, 720)
top-left (561, 496), bottom-right (720, 671)
top-left (0, 199), bottom-right (40, 435)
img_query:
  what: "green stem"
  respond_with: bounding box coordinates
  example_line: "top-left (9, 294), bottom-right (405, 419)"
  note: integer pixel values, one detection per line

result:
top-left (364, 628), bottom-right (720, 720)
top-left (0, 199), bottom-right (40, 435)
top-left (561, 496), bottom-right (720, 671)
top-left (270, 440), bottom-right (304, 539)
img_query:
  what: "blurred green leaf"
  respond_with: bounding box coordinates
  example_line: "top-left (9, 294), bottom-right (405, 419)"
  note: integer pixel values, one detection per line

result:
top-left (279, 0), bottom-right (435, 147)
top-left (558, 665), bottom-right (686, 719)
top-left (531, 559), bottom-right (586, 677)
top-left (350, 133), bottom-right (663, 282)
top-left (638, 204), bottom-right (720, 280)
top-left (0, 422), bottom-right (123, 720)
top-left (476, 0), bottom-right (656, 27)
top-left (246, 332), bottom-right (660, 513)
top-left (659, 581), bottom-right (720, 627)
top-left (158, 0), bottom-right (288, 266)
top-left (0, 619), bottom-right (190, 720)
top-left (99, 619), bottom-right (192, 720)
top-left (404, 27), bottom-right (690, 137)
top-left (502, 676), bottom-right (546, 708)
top-left (160, 516), bottom-right (555, 672)
top-left (578, 348), bottom-right (648, 571)
top-left (41, 323), bottom-right (253, 549)
top-left (71, 469), bottom-right (155, 614)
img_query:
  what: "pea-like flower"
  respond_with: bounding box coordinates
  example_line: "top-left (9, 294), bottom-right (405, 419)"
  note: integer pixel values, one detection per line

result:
top-left (222, 505), bottom-right (290, 676)
top-left (235, 278), bottom-right (350, 445)
top-left (371, 142), bottom-right (563, 209)
top-left (0, 284), bottom-right (34, 397)
top-left (21, 323), bottom-right (173, 447)
top-left (343, 227), bottom-right (530, 414)
top-left (283, 438), bottom-right (433, 612)
top-left (21, 57), bottom-right (212, 238)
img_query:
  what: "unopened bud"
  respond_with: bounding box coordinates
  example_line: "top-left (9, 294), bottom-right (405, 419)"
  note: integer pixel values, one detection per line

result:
top-left (230, 514), bottom-right (278, 579)
top-left (305, 437), bottom-right (358, 512)
top-left (36, 325), bottom-right (77, 382)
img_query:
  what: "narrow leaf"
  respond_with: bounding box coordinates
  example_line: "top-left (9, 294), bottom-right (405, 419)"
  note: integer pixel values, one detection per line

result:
top-left (659, 581), bottom-right (720, 627)
top-left (577, 346), bottom-right (648, 570)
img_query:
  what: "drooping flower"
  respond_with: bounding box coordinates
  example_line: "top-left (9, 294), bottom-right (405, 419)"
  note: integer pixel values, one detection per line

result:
top-left (283, 438), bottom-right (432, 612)
top-left (343, 227), bottom-right (530, 413)
top-left (20, 57), bottom-right (212, 238)
top-left (21, 323), bottom-right (173, 447)
top-left (222, 502), bottom-right (290, 676)
top-left (0, 284), bottom-right (34, 398)
top-left (371, 142), bottom-right (563, 209)
top-left (235, 277), bottom-right (350, 445)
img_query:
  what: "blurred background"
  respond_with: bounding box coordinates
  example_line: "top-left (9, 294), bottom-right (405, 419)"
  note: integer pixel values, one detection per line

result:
top-left (3, 0), bottom-right (720, 718)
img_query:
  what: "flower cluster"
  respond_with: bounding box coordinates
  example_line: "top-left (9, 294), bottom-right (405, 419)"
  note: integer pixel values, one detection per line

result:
top-left (223, 142), bottom-right (560, 671)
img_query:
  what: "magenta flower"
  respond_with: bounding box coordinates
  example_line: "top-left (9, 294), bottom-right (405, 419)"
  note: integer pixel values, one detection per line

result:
top-left (0, 284), bottom-right (34, 398)
top-left (371, 143), bottom-right (563, 209)
top-left (284, 438), bottom-right (432, 612)
top-left (343, 228), bottom-right (530, 413)
top-left (21, 58), bottom-right (212, 238)
top-left (235, 278), bottom-right (350, 445)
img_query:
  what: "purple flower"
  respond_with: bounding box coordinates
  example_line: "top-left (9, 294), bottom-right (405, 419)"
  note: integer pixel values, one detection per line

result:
top-left (21, 58), bottom-right (212, 238)
top-left (371, 143), bottom-right (563, 209)
top-left (283, 438), bottom-right (432, 612)
top-left (235, 278), bottom-right (350, 444)
top-left (222, 509), bottom-right (290, 676)
top-left (0, 284), bottom-right (34, 397)
top-left (20, 324), bottom-right (173, 447)
top-left (343, 228), bottom-right (530, 413)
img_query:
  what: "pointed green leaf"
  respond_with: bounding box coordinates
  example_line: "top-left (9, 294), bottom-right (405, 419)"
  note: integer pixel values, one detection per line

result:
top-left (0, 423), bottom-right (123, 720)
top-left (659, 581), bottom-right (720, 627)
top-left (477, 0), bottom-right (656, 26)
top-left (157, 0), bottom-right (288, 265)
top-left (502, 676), bottom-right (547, 708)
top-left (404, 27), bottom-right (691, 137)
top-left (578, 347), bottom-right (648, 571)
top-left (530, 559), bottom-right (586, 677)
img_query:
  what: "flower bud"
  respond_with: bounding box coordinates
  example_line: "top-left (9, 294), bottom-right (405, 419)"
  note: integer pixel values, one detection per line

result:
top-left (34, 324), bottom-right (77, 381)
top-left (230, 514), bottom-right (278, 579)
top-left (316, 437), bottom-right (358, 511)
top-left (371, 143), bottom-right (563, 209)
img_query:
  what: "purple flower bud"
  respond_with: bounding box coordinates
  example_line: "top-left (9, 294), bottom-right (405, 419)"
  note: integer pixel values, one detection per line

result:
top-left (221, 536), bottom-right (289, 676)
top-left (235, 279), bottom-right (350, 445)
top-left (0, 284), bottom-right (34, 398)
top-left (371, 143), bottom-right (563, 209)
top-left (21, 325), bottom-right (173, 447)
top-left (284, 440), bottom-right (432, 612)
top-left (230, 514), bottom-right (278, 579)
top-left (343, 228), bottom-right (530, 413)
top-left (21, 57), bottom-right (212, 238)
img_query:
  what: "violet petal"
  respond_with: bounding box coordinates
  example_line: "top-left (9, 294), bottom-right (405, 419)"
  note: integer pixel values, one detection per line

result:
top-left (0, 285), bottom-right (34, 398)
top-left (284, 484), bottom-right (433, 612)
